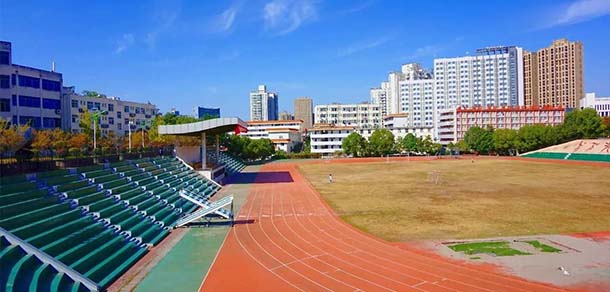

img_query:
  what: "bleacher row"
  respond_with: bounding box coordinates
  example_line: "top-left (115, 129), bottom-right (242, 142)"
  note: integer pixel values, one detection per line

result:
top-left (217, 152), bottom-right (246, 174)
top-left (521, 152), bottom-right (610, 162)
top-left (0, 156), bottom-right (222, 291)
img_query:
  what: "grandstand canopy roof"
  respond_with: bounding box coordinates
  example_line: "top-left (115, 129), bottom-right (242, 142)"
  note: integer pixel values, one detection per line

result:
top-left (158, 117), bottom-right (247, 136)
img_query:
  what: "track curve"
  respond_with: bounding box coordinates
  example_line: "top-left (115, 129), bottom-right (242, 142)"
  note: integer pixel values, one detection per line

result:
top-left (201, 162), bottom-right (567, 292)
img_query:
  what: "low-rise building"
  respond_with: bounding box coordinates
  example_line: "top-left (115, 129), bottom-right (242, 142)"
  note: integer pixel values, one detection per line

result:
top-left (438, 105), bottom-right (565, 144)
top-left (314, 102), bottom-right (382, 139)
top-left (309, 124), bottom-right (354, 155)
top-left (0, 41), bottom-right (64, 129)
top-left (64, 87), bottom-right (158, 136)
top-left (241, 120), bottom-right (303, 153)
top-left (580, 93), bottom-right (610, 118)
top-left (383, 113), bottom-right (434, 139)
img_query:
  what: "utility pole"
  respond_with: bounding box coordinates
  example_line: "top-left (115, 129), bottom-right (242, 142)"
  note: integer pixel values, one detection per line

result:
top-left (128, 121), bottom-right (133, 152)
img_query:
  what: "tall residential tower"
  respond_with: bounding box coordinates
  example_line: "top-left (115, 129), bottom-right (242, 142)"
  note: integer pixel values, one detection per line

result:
top-left (524, 39), bottom-right (584, 108)
top-left (294, 96), bottom-right (313, 129)
top-left (249, 85), bottom-right (278, 121)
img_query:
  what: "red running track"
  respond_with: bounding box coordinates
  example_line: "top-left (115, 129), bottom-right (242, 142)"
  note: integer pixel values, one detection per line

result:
top-left (201, 162), bottom-right (567, 292)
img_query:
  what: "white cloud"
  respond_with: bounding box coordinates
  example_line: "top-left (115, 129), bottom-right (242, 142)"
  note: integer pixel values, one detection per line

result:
top-left (404, 45), bottom-right (444, 60)
top-left (543, 0), bottom-right (610, 28)
top-left (145, 3), bottom-right (181, 48)
top-left (263, 0), bottom-right (318, 36)
top-left (212, 3), bottom-right (241, 33)
top-left (340, 0), bottom-right (376, 15)
top-left (338, 36), bottom-right (392, 57)
top-left (115, 33), bottom-right (135, 54)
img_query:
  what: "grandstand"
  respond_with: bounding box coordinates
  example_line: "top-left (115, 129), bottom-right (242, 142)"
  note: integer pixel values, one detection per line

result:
top-left (0, 156), bottom-right (229, 291)
top-left (217, 152), bottom-right (246, 174)
top-left (521, 139), bottom-right (610, 162)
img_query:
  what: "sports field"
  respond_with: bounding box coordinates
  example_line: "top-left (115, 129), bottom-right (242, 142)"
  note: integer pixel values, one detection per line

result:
top-left (299, 158), bottom-right (610, 241)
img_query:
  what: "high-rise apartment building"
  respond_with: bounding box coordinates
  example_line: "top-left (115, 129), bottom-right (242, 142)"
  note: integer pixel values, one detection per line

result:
top-left (0, 41), bottom-right (64, 129)
top-left (434, 46), bottom-right (524, 110)
top-left (250, 85), bottom-right (278, 121)
top-left (294, 97), bottom-right (313, 129)
top-left (370, 82), bottom-right (389, 116)
top-left (523, 39), bottom-right (584, 108)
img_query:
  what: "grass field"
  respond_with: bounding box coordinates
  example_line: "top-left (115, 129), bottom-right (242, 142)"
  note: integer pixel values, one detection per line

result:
top-left (299, 159), bottom-right (610, 241)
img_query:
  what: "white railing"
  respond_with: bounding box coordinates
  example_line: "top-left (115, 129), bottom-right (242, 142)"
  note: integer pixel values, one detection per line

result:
top-left (0, 227), bottom-right (100, 291)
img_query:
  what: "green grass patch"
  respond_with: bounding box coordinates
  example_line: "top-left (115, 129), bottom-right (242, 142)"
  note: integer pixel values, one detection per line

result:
top-left (525, 240), bottom-right (562, 253)
top-left (448, 241), bottom-right (530, 257)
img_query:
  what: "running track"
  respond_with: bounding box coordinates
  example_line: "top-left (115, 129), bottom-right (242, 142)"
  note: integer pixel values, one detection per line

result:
top-left (201, 161), bottom-right (568, 292)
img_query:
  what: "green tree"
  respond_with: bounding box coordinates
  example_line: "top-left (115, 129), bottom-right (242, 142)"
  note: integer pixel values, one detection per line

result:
top-left (602, 117), bottom-right (610, 137)
top-left (245, 138), bottom-right (275, 160)
top-left (368, 129), bottom-right (395, 156)
top-left (464, 126), bottom-right (494, 154)
top-left (415, 136), bottom-right (437, 155)
top-left (492, 128), bottom-right (518, 155)
top-left (82, 90), bottom-right (107, 98)
top-left (399, 133), bottom-right (417, 153)
top-left (341, 132), bottom-right (367, 157)
top-left (559, 108), bottom-right (603, 140)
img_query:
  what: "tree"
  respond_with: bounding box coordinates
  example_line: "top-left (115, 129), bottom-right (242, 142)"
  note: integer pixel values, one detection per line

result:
top-left (463, 126), bottom-right (494, 154)
top-left (82, 90), bottom-right (107, 98)
top-left (368, 129), bottom-right (395, 156)
top-left (31, 130), bottom-right (53, 158)
top-left (79, 109), bottom-right (100, 141)
top-left (0, 118), bottom-right (28, 156)
top-left (68, 133), bottom-right (89, 156)
top-left (50, 128), bottom-right (69, 157)
top-left (415, 135), bottom-right (437, 155)
top-left (492, 128), bottom-right (518, 155)
top-left (244, 138), bottom-right (275, 160)
top-left (341, 132), bottom-right (367, 157)
top-left (399, 133), bottom-right (417, 153)
top-left (560, 108), bottom-right (603, 140)
top-left (602, 117), bottom-right (610, 137)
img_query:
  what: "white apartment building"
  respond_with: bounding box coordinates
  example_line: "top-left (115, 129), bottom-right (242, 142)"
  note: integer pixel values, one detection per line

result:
top-left (250, 85), bottom-right (278, 121)
top-left (309, 124), bottom-right (354, 155)
top-left (580, 93), bottom-right (610, 118)
top-left (433, 46), bottom-right (524, 110)
top-left (370, 81), bottom-right (389, 117)
top-left (384, 113), bottom-right (435, 139)
top-left (0, 41), bottom-right (64, 129)
top-left (240, 120), bottom-right (303, 153)
top-left (64, 87), bottom-right (158, 137)
top-left (314, 103), bottom-right (382, 138)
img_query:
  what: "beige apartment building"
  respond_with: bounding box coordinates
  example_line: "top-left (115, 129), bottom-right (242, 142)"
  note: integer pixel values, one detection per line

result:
top-left (294, 97), bottom-right (313, 130)
top-left (524, 39), bottom-right (584, 108)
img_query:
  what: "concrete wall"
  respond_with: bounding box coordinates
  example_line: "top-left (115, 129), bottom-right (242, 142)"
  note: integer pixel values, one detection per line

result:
top-left (175, 146), bottom-right (200, 164)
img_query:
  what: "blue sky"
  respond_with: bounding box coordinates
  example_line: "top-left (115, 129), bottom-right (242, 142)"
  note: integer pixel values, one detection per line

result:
top-left (1, 0), bottom-right (609, 119)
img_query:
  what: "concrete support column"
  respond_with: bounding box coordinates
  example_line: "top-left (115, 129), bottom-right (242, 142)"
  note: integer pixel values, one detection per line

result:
top-left (215, 134), bottom-right (220, 162)
top-left (201, 132), bottom-right (207, 169)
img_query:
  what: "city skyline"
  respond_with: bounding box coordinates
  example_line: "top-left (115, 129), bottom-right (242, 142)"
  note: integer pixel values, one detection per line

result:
top-left (1, 0), bottom-right (609, 119)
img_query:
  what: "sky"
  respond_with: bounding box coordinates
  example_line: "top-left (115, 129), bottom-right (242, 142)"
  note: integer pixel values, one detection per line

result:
top-left (1, 0), bottom-right (609, 119)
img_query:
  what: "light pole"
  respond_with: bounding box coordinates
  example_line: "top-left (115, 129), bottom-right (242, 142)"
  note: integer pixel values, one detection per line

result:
top-left (128, 121), bottom-right (133, 153)
top-left (90, 109), bottom-right (107, 151)
top-left (140, 120), bottom-right (151, 149)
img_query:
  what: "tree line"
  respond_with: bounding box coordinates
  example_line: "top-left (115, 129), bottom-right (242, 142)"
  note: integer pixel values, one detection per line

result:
top-left (462, 108), bottom-right (610, 155)
top-left (222, 135), bottom-right (276, 161)
top-left (341, 129), bottom-right (443, 157)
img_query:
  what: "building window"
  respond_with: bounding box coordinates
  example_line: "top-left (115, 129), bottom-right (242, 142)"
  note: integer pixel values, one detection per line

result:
top-left (71, 115), bottom-right (78, 123)
top-left (18, 95), bottom-right (41, 108)
top-left (0, 75), bottom-right (9, 88)
top-left (109, 117), bottom-right (114, 125)
top-left (124, 106), bottom-right (129, 113)
top-left (0, 51), bottom-right (9, 64)
top-left (41, 79), bottom-right (61, 91)
top-left (43, 117), bottom-right (60, 128)
top-left (108, 104), bottom-right (114, 112)
top-left (0, 98), bottom-right (10, 112)
top-left (19, 116), bottom-right (41, 128)
top-left (71, 100), bottom-right (79, 108)
top-left (117, 111), bottom-right (122, 118)
top-left (87, 101), bottom-right (94, 110)
top-left (42, 98), bottom-right (61, 110)
top-left (18, 76), bottom-right (40, 88)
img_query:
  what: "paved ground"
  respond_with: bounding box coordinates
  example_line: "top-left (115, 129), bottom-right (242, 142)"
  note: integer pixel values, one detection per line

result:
top-left (201, 162), bottom-right (568, 291)
top-left (425, 233), bottom-right (610, 291)
top-left (131, 166), bottom-right (258, 292)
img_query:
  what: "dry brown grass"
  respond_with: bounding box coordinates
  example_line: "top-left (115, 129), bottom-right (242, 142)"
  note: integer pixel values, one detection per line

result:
top-left (298, 159), bottom-right (610, 241)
